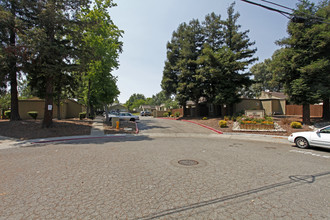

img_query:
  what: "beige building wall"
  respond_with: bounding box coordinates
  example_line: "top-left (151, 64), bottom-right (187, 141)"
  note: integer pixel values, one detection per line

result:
top-left (271, 99), bottom-right (286, 115)
top-left (260, 99), bottom-right (286, 115)
top-left (261, 100), bottom-right (272, 115)
top-left (235, 99), bottom-right (262, 114)
top-left (19, 99), bottom-right (45, 119)
top-left (18, 98), bottom-right (85, 120)
top-left (66, 99), bottom-right (84, 118)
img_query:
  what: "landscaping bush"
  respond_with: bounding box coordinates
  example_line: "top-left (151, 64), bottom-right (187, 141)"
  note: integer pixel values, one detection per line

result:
top-left (219, 120), bottom-right (227, 128)
top-left (163, 113), bottom-right (168, 117)
top-left (238, 116), bottom-right (274, 125)
top-left (224, 116), bottom-right (230, 121)
top-left (175, 112), bottom-right (180, 117)
top-left (79, 112), bottom-right (86, 120)
top-left (4, 110), bottom-right (10, 119)
top-left (28, 111), bottom-right (38, 120)
top-left (290, 121), bottom-right (302, 129)
top-left (202, 117), bottom-right (208, 120)
top-left (281, 118), bottom-right (293, 125)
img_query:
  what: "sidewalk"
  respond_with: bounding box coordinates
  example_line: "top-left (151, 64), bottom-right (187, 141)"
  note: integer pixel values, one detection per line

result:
top-left (90, 116), bottom-right (105, 136)
top-left (0, 117), bottom-right (108, 149)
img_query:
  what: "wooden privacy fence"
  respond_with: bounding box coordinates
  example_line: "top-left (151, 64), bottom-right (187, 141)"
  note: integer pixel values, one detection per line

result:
top-left (286, 105), bottom-right (323, 117)
top-left (171, 108), bottom-right (184, 116)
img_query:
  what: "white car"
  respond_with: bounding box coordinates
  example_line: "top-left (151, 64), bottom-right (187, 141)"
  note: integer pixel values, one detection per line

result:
top-left (107, 112), bottom-right (139, 122)
top-left (288, 125), bottom-right (330, 149)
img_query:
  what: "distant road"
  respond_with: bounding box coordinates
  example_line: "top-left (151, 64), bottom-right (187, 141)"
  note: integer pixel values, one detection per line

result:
top-left (138, 117), bottom-right (216, 135)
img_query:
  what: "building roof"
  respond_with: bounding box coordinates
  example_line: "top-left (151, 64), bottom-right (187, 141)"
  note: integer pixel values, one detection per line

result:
top-left (260, 91), bottom-right (288, 100)
top-left (139, 105), bottom-right (156, 109)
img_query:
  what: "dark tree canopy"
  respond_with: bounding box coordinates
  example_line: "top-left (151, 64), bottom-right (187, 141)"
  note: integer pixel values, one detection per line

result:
top-left (274, 0), bottom-right (330, 123)
top-left (161, 3), bottom-right (257, 115)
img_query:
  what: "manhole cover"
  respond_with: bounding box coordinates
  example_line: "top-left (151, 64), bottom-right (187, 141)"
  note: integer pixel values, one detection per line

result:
top-left (178, 159), bottom-right (199, 166)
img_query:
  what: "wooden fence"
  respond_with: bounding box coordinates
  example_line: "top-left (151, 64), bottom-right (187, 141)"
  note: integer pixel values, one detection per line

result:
top-left (286, 105), bottom-right (323, 117)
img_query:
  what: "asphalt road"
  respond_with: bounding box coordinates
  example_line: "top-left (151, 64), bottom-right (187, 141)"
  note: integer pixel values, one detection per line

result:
top-left (1, 117), bottom-right (329, 219)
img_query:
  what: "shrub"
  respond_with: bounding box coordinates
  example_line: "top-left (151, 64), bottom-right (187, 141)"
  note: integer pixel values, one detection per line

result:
top-left (28, 111), bottom-right (38, 120)
top-left (4, 110), bottom-right (11, 119)
top-left (238, 116), bottom-right (274, 125)
top-left (163, 113), bottom-right (168, 117)
top-left (264, 116), bottom-right (273, 122)
top-left (202, 117), bottom-right (208, 120)
top-left (219, 120), bottom-right (227, 128)
top-left (224, 116), bottom-right (230, 121)
top-left (290, 121), bottom-right (302, 129)
top-left (79, 112), bottom-right (86, 120)
top-left (175, 112), bottom-right (180, 117)
top-left (281, 118), bottom-right (293, 125)
top-left (236, 116), bottom-right (242, 122)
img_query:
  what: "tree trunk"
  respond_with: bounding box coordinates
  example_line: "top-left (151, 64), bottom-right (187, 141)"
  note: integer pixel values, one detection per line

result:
top-left (9, 63), bottom-right (21, 121)
top-left (228, 103), bottom-right (234, 116)
top-left (9, 5), bottom-right (20, 121)
top-left (90, 105), bottom-right (95, 119)
top-left (195, 99), bottom-right (200, 117)
top-left (86, 78), bottom-right (91, 118)
top-left (105, 104), bottom-right (109, 122)
top-left (322, 98), bottom-right (330, 120)
top-left (182, 104), bottom-right (186, 117)
top-left (302, 104), bottom-right (311, 125)
top-left (56, 76), bottom-right (62, 120)
top-left (42, 76), bottom-right (54, 128)
top-left (56, 97), bottom-right (61, 120)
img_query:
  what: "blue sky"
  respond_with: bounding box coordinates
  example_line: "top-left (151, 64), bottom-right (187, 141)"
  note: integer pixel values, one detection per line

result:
top-left (109, 0), bottom-right (320, 103)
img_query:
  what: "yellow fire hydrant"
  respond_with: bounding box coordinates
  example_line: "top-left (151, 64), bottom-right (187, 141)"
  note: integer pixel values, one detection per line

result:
top-left (116, 121), bottom-right (120, 129)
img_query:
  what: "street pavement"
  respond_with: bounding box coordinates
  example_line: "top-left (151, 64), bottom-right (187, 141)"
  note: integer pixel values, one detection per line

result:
top-left (0, 117), bottom-right (329, 219)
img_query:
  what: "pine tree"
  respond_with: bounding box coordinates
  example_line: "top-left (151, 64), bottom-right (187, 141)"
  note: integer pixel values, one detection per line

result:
top-left (198, 4), bottom-right (257, 116)
top-left (0, 0), bottom-right (28, 121)
top-left (25, 0), bottom-right (89, 127)
top-left (162, 20), bottom-right (204, 111)
top-left (162, 4), bottom-right (257, 116)
top-left (220, 3), bottom-right (257, 115)
top-left (276, 0), bottom-right (330, 124)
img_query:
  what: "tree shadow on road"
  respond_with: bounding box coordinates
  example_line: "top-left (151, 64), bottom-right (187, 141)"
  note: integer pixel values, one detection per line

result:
top-left (137, 171), bottom-right (330, 220)
top-left (21, 135), bottom-right (154, 147)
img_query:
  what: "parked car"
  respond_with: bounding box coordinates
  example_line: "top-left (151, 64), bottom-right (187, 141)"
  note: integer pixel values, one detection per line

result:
top-left (106, 112), bottom-right (139, 122)
top-left (140, 111), bottom-right (152, 116)
top-left (144, 111), bottom-right (152, 116)
top-left (288, 125), bottom-right (330, 149)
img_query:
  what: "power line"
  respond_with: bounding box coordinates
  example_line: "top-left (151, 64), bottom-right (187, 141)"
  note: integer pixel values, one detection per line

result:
top-left (240, 0), bottom-right (291, 16)
top-left (240, 0), bottom-right (330, 24)
top-left (260, 0), bottom-right (294, 12)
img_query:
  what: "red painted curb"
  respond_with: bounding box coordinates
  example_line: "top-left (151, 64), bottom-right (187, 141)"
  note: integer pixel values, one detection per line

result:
top-left (159, 117), bottom-right (223, 134)
top-left (158, 117), bottom-right (179, 120)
